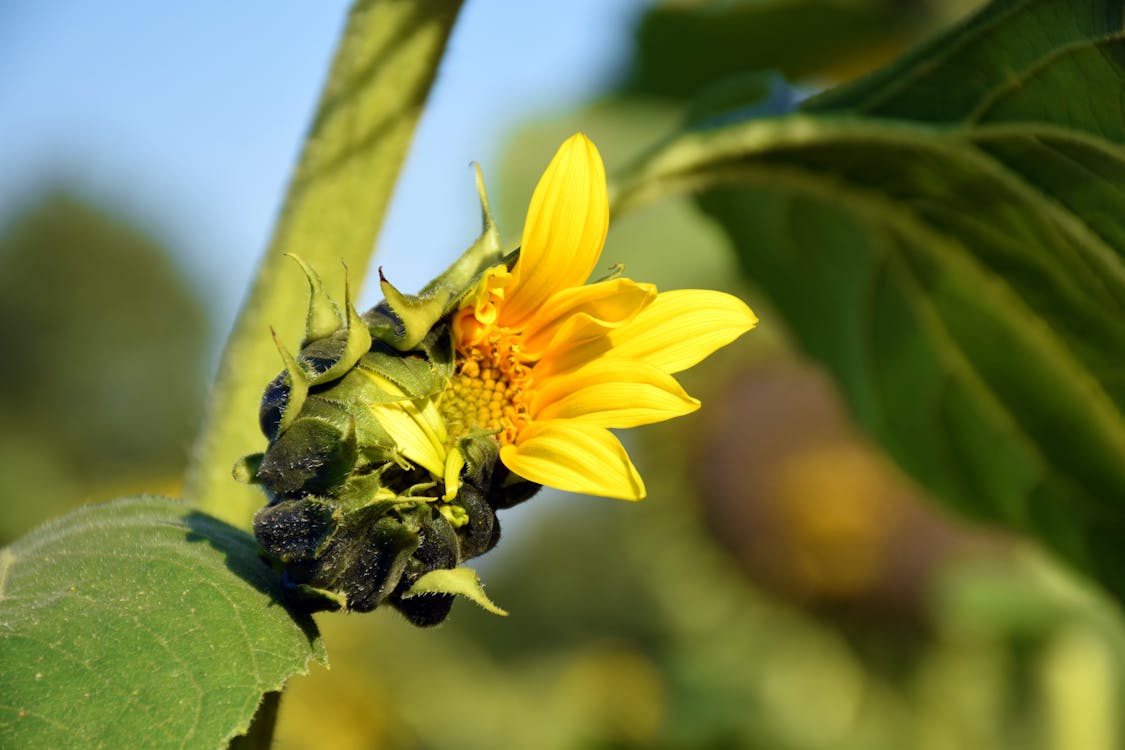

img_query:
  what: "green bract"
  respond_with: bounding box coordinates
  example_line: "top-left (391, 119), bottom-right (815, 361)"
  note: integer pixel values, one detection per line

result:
top-left (239, 170), bottom-right (536, 625)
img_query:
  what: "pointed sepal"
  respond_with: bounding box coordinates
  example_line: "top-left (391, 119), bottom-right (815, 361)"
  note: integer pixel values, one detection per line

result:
top-left (373, 164), bottom-right (506, 351)
top-left (255, 413), bottom-right (359, 498)
top-left (232, 453), bottom-right (264, 484)
top-left (402, 567), bottom-right (508, 616)
top-left (377, 270), bottom-right (448, 352)
top-left (287, 253), bottom-right (344, 344)
top-left (258, 328), bottom-right (311, 440)
top-left (298, 265), bottom-right (372, 386)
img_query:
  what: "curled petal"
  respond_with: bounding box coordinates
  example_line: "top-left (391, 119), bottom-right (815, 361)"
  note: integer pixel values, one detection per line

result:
top-left (453, 265), bottom-right (511, 349)
top-left (501, 134), bottom-right (609, 328)
top-left (520, 278), bottom-right (656, 359)
top-left (500, 421), bottom-right (645, 500)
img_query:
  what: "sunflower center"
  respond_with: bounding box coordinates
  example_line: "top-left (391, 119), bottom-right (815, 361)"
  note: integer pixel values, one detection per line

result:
top-left (441, 331), bottom-right (533, 446)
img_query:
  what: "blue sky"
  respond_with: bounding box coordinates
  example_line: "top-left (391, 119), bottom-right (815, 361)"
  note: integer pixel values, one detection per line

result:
top-left (0, 1), bottom-right (644, 360)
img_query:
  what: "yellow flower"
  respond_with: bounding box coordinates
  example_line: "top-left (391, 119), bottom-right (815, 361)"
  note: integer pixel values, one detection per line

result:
top-left (439, 133), bottom-right (757, 500)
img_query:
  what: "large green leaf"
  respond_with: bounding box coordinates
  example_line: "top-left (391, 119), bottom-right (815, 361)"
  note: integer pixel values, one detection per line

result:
top-left (621, 0), bottom-right (959, 98)
top-left (615, 0), bottom-right (1125, 595)
top-left (185, 0), bottom-right (464, 529)
top-left (0, 497), bottom-right (325, 749)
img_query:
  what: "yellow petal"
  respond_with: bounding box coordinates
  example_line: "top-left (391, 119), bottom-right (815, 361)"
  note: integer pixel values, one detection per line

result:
top-left (443, 445), bottom-right (465, 501)
top-left (453, 265), bottom-right (511, 349)
top-left (533, 358), bottom-right (699, 428)
top-left (545, 289), bottom-right (756, 377)
top-left (361, 371), bottom-right (448, 477)
top-left (612, 290), bottom-right (756, 373)
top-left (369, 398), bottom-right (448, 477)
top-left (520, 278), bottom-right (656, 358)
top-left (500, 420), bottom-right (645, 500)
top-left (502, 133), bottom-right (609, 329)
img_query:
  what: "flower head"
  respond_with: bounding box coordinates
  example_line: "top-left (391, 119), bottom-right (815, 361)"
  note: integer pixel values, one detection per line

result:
top-left (440, 133), bottom-right (756, 499)
top-left (244, 134), bottom-right (755, 623)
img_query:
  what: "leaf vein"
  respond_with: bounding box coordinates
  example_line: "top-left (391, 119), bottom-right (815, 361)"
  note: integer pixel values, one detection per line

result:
top-left (966, 31), bottom-right (1125, 123)
top-left (852, 0), bottom-right (1048, 113)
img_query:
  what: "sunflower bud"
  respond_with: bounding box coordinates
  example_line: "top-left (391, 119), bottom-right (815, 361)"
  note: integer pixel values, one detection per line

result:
top-left (242, 136), bottom-right (757, 626)
top-left (242, 169), bottom-right (535, 625)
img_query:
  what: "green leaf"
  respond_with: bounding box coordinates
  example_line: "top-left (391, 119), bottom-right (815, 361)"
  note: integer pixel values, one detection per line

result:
top-left (804, 0), bottom-right (1125, 124)
top-left (184, 0), bottom-right (465, 530)
top-left (404, 567), bottom-right (508, 616)
top-left (0, 496), bottom-right (325, 749)
top-left (615, 0), bottom-right (1125, 597)
top-left (622, 0), bottom-right (944, 97)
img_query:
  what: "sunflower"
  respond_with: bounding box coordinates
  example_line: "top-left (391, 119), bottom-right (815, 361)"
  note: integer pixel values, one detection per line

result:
top-left (249, 133), bottom-right (758, 617)
top-left (438, 133), bottom-right (757, 500)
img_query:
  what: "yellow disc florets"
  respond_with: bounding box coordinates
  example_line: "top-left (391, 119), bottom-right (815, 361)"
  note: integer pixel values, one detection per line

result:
top-left (441, 331), bottom-right (532, 446)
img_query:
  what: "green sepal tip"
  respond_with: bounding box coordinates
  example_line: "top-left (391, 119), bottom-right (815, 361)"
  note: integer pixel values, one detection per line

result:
top-left (270, 327), bottom-right (310, 435)
top-left (287, 253), bottom-right (343, 344)
top-left (300, 264), bottom-right (373, 386)
top-left (403, 566), bottom-right (508, 616)
top-left (232, 453), bottom-right (263, 485)
top-left (374, 164), bottom-right (506, 351)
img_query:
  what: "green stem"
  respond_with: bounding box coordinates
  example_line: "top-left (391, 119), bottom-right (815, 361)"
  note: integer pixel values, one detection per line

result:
top-left (184, 0), bottom-right (464, 529)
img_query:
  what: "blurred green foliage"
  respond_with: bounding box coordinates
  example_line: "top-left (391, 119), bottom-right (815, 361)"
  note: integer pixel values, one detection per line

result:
top-left (273, 1), bottom-right (1125, 748)
top-left (4, 1), bottom-right (1125, 749)
top-left (616, 0), bottom-right (1125, 597)
top-left (276, 411), bottom-right (1125, 749)
top-left (622, 0), bottom-right (981, 97)
top-left (0, 192), bottom-right (208, 541)
top-left (185, 0), bottom-right (466, 529)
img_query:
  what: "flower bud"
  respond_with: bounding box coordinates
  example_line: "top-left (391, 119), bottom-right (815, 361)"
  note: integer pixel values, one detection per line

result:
top-left (242, 172), bottom-right (528, 625)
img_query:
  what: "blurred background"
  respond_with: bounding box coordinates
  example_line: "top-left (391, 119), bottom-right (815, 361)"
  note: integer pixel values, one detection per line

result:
top-left (4, 1), bottom-right (1125, 748)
